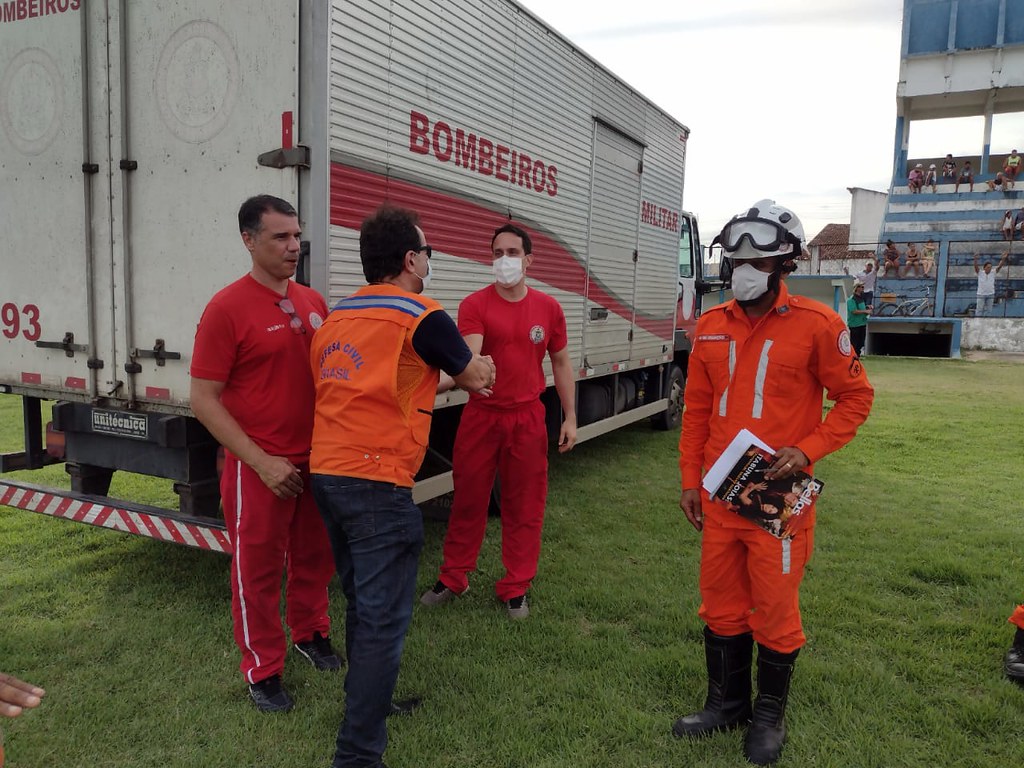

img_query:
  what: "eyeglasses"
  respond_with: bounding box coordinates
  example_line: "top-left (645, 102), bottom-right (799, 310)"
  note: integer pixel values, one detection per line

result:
top-left (277, 298), bottom-right (306, 334)
top-left (415, 244), bottom-right (432, 259)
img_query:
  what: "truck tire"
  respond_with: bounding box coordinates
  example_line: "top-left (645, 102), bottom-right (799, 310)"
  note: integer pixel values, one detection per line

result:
top-left (651, 364), bottom-right (684, 430)
top-left (578, 381), bottom-right (611, 426)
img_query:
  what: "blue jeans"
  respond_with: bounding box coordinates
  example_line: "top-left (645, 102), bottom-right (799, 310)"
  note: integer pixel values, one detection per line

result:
top-left (311, 475), bottom-right (424, 768)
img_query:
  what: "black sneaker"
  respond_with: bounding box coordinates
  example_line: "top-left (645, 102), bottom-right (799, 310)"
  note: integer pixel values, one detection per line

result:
top-left (388, 696), bottom-right (423, 717)
top-left (294, 631), bottom-right (343, 671)
top-left (248, 674), bottom-right (294, 713)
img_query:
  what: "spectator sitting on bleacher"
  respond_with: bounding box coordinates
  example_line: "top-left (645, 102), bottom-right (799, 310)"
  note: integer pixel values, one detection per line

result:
top-left (955, 161), bottom-right (974, 193)
top-left (904, 242), bottom-right (923, 277)
top-left (987, 171), bottom-right (1013, 192)
top-left (881, 240), bottom-right (901, 277)
top-left (1014, 207), bottom-right (1024, 241)
top-left (1004, 149), bottom-right (1021, 181)
top-left (974, 252), bottom-right (1010, 316)
top-left (941, 154), bottom-right (958, 180)
top-left (908, 164), bottom-right (924, 193)
top-left (1002, 210), bottom-right (1015, 241)
top-left (921, 238), bottom-right (937, 278)
top-left (924, 164), bottom-right (938, 193)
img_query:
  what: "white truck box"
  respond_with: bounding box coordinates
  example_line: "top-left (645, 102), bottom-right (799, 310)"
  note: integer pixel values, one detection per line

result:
top-left (0, 0), bottom-right (698, 547)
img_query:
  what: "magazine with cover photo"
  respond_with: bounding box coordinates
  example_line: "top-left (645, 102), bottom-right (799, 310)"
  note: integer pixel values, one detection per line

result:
top-left (701, 429), bottom-right (824, 539)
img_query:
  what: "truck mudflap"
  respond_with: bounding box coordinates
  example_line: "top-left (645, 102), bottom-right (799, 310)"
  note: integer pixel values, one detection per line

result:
top-left (0, 478), bottom-right (230, 554)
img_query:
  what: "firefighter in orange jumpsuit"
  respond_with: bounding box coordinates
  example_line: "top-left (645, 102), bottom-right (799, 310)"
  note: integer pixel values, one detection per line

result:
top-left (1005, 605), bottom-right (1024, 684)
top-left (674, 200), bottom-right (874, 766)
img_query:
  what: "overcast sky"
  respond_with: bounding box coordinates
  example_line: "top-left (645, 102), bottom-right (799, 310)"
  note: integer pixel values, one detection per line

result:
top-left (517, 0), bottom-right (907, 242)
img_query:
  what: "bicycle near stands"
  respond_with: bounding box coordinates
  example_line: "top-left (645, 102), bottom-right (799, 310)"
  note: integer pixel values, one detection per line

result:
top-left (876, 286), bottom-right (934, 316)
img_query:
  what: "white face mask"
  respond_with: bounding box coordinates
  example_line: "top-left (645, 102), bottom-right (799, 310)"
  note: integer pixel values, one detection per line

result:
top-left (730, 263), bottom-right (772, 302)
top-left (493, 255), bottom-right (524, 287)
top-left (414, 259), bottom-right (432, 293)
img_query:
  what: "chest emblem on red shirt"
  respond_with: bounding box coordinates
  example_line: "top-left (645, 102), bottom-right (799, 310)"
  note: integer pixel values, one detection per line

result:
top-left (309, 312), bottom-right (324, 329)
top-left (837, 329), bottom-right (852, 356)
top-left (529, 325), bottom-right (545, 344)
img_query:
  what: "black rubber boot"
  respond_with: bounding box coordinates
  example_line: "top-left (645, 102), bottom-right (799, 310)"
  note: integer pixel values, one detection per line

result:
top-left (672, 627), bottom-right (753, 738)
top-left (744, 644), bottom-right (799, 765)
top-left (1005, 627), bottom-right (1024, 685)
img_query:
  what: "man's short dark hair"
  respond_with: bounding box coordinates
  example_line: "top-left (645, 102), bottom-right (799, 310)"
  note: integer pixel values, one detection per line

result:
top-left (359, 205), bottom-right (421, 283)
top-left (238, 195), bottom-right (297, 235)
top-left (491, 223), bottom-right (532, 255)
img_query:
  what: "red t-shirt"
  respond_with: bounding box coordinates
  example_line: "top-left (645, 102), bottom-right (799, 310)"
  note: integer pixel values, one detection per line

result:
top-left (458, 285), bottom-right (567, 408)
top-left (191, 274), bottom-right (328, 460)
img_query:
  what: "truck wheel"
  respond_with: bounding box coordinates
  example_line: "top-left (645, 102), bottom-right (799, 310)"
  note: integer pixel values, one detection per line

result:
top-left (577, 381), bottom-right (611, 426)
top-left (651, 364), bottom-right (684, 430)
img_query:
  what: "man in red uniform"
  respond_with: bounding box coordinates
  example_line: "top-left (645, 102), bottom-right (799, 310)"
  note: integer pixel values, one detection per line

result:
top-left (673, 200), bottom-right (873, 765)
top-left (309, 206), bottom-right (495, 768)
top-left (421, 223), bottom-right (577, 619)
top-left (1005, 605), bottom-right (1024, 684)
top-left (191, 195), bottom-right (339, 713)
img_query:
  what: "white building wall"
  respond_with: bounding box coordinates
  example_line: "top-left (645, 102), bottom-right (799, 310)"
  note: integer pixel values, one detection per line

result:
top-left (849, 188), bottom-right (888, 250)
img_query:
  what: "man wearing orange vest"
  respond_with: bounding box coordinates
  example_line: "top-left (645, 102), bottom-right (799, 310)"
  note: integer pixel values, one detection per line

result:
top-left (1005, 605), bottom-right (1024, 685)
top-left (673, 200), bottom-right (873, 765)
top-left (309, 206), bottom-right (495, 768)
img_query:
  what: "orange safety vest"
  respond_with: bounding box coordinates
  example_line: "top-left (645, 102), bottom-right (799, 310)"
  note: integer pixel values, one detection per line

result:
top-left (310, 284), bottom-right (444, 487)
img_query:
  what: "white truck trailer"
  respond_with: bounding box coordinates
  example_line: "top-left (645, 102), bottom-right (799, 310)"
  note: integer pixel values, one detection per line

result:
top-left (0, 0), bottom-right (702, 551)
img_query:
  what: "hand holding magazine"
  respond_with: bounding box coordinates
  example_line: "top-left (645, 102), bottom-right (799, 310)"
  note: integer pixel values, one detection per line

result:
top-left (701, 429), bottom-right (823, 539)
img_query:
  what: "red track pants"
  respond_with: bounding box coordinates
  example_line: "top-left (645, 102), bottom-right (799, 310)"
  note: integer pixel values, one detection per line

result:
top-left (698, 507), bottom-right (815, 654)
top-left (1011, 605), bottom-right (1024, 630)
top-left (222, 455), bottom-right (335, 684)
top-left (439, 400), bottom-right (548, 601)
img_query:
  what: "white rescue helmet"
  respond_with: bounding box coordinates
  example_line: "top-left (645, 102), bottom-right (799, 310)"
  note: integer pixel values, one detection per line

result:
top-left (713, 199), bottom-right (805, 261)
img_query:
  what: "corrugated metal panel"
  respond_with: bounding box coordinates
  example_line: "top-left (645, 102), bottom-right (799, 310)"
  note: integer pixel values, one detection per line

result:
top-left (327, 0), bottom-right (686, 375)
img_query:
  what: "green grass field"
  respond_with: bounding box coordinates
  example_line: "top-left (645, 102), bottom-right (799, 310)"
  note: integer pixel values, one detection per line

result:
top-left (2, 357), bottom-right (1023, 767)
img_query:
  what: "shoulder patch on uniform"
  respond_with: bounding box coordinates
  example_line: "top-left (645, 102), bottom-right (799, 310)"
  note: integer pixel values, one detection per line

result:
top-left (837, 329), bottom-right (852, 357)
top-left (849, 358), bottom-right (863, 378)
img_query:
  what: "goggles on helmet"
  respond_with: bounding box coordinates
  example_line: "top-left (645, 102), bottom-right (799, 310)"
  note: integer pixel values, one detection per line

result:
top-left (713, 216), bottom-right (799, 254)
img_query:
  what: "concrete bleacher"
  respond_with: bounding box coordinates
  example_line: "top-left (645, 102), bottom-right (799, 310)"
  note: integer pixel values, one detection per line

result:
top-left (876, 171), bottom-right (1024, 320)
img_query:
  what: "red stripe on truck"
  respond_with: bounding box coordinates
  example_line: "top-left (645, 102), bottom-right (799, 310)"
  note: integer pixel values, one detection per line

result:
top-left (328, 164), bottom-right (673, 340)
top-left (21, 372), bottom-right (41, 384)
